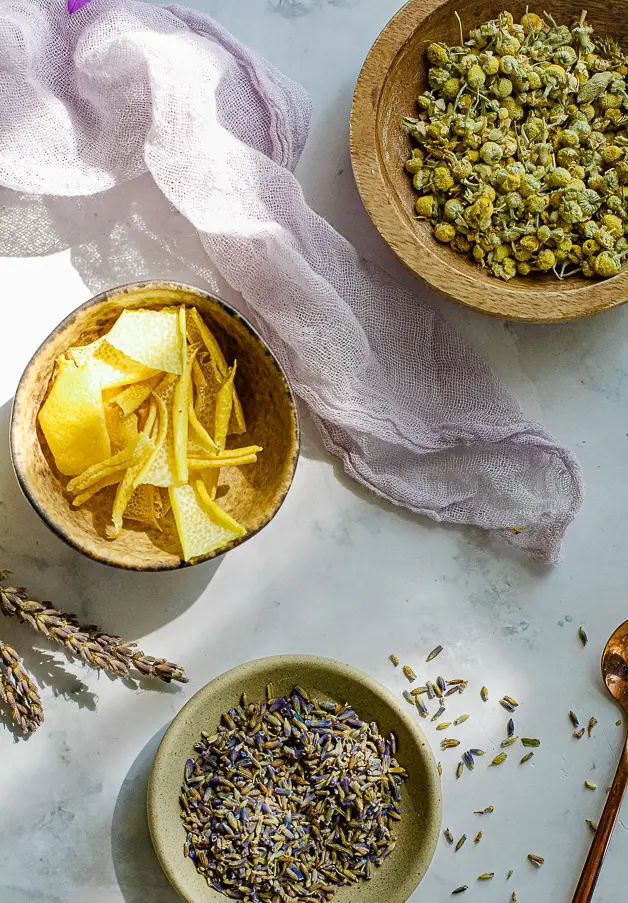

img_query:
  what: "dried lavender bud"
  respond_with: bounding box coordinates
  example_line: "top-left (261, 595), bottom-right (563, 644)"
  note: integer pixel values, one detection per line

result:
top-left (181, 689), bottom-right (406, 899)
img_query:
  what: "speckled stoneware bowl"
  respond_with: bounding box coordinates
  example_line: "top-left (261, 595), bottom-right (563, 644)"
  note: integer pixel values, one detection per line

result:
top-left (10, 281), bottom-right (299, 570)
top-left (148, 655), bottom-right (442, 903)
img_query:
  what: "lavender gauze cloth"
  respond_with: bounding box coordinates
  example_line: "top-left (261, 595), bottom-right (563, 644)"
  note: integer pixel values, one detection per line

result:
top-left (0, 0), bottom-right (583, 560)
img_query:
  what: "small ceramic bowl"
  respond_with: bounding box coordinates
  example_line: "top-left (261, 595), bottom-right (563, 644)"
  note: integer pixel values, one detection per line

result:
top-left (148, 655), bottom-right (442, 903)
top-left (11, 281), bottom-right (299, 570)
top-left (351, 0), bottom-right (628, 322)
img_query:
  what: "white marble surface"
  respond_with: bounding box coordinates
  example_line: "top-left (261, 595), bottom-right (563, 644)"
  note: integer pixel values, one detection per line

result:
top-left (2, 1), bottom-right (628, 901)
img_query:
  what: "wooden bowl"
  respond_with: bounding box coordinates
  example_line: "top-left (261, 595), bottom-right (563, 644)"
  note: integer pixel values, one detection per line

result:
top-left (10, 282), bottom-right (299, 570)
top-left (351, 0), bottom-right (628, 322)
top-left (148, 655), bottom-right (442, 903)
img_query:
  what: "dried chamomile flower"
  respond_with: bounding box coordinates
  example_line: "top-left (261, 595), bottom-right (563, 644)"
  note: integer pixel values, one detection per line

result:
top-left (403, 8), bottom-right (628, 280)
top-left (427, 42), bottom-right (451, 67)
top-left (415, 195), bottom-right (436, 218)
top-left (601, 213), bottom-right (624, 236)
top-left (405, 149), bottom-right (424, 174)
top-left (435, 223), bottom-right (457, 243)
top-left (433, 166), bottom-right (455, 191)
top-left (594, 250), bottom-right (622, 276)
top-left (537, 249), bottom-right (556, 271)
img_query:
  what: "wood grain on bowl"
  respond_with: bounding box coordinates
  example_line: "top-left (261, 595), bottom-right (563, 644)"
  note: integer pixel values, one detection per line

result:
top-left (10, 282), bottom-right (299, 570)
top-left (350, 0), bottom-right (628, 321)
top-left (148, 656), bottom-right (442, 903)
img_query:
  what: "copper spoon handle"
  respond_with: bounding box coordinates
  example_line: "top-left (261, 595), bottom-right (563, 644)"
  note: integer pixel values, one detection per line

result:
top-left (572, 735), bottom-right (628, 902)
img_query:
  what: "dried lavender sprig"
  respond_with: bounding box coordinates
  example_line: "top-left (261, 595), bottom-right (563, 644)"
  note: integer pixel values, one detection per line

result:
top-left (0, 585), bottom-right (188, 684)
top-left (0, 639), bottom-right (43, 733)
top-left (95, 634), bottom-right (189, 684)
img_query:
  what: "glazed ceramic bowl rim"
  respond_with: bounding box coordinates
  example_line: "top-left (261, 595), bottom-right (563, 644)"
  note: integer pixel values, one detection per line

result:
top-left (148, 654), bottom-right (442, 903)
top-left (10, 280), bottom-right (300, 571)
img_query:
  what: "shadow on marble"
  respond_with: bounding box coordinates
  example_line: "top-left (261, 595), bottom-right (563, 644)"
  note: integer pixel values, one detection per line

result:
top-left (111, 724), bottom-right (181, 903)
top-left (0, 590), bottom-right (190, 742)
top-left (296, 402), bottom-right (331, 465)
top-left (0, 612), bottom-right (97, 705)
top-left (502, 303), bottom-right (628, 406)
top-left (298, 400), bottom-right (551, 577)
top-left (0, 655), bottom-right (96, 744)
top-left (0, 179), bottom-right (239, 305)
top-left (0, 183), bottom-right (574, 578)
top-left (0, 400), bottom-right (222, 640)
top-left (0, 592), bottom-right (99, 740)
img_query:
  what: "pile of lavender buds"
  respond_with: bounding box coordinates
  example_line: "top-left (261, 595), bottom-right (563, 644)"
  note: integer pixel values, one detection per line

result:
top-left (180, 685), bottom-right (407, 902)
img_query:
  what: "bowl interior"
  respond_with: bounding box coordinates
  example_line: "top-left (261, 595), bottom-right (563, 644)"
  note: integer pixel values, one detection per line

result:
top-left (148, 656), bottom-right (442, 903)
top-left (352, 0), bottom-right (628, 320)
top-left (11, 282), bottom-right (299, 570)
